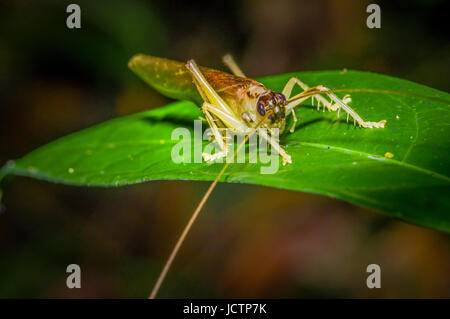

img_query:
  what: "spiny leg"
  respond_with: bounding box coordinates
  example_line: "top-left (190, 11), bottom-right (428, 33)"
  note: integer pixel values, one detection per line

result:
top-left (283, 77), bottom-right (349, 113)
top-left (257, 128), bottom-right (292, 166)
top-left (282, 77), bottom-right (309, 98)
top-left (202, 103), bottom-right (261, 162)
top-left (282, 78), bottom-right (317, 133)
top-left (222, 54), bottom-right (246, 77)
top-left (203, 98), bottom-right (292, 166)
top-left (301, 86), bottom-right (385, 128)
top-left (285, 87), bottom-right (351, 115)
top-left (283, 77), bottom-right (386, 129)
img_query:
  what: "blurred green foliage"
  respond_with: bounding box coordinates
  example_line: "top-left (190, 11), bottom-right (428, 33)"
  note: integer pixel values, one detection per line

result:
top-left (2, 69), bottom-right (449, 232)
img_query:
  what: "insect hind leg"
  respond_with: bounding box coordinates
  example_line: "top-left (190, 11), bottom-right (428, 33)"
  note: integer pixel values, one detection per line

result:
top-left (283, 77), bottom-right (338, 133)
top-left (283, 77), bottom-right (386, 129)
top-left (222, 54), bottom-right (246, 77)
top-left (284, 78), bottom-right (348, 113)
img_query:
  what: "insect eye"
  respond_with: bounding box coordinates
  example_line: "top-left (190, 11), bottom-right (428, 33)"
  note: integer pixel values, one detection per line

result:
top-left (257, 102), bottom-right (265, 116)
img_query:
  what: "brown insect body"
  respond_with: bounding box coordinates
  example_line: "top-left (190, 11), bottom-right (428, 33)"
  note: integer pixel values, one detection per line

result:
top-left (129, 55), bottom-right (287, 132)
top-left (204, 69), bottom-right (287, 132)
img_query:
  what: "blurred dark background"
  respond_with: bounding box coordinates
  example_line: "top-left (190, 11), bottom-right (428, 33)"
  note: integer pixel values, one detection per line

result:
top-left (0, 0), bottom-right (449, 298)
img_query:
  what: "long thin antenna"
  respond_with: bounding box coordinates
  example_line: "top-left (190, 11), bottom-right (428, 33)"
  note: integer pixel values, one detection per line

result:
top-left (149, 112), bottom-right (272, 299)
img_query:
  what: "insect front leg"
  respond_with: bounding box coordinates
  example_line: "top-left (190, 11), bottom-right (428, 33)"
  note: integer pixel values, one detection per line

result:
top-left (257, 128), bottom-right (292, 166)
top-left (282, 78), bottom-right (318, 133)
top-left (283, 77), bottom-right (386, 129)
top-left (201, 103), bottom-right (229, 162)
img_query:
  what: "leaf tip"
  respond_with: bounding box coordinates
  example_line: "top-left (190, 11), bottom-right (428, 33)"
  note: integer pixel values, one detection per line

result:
top-left (128, 53), bottom-right (145, 70)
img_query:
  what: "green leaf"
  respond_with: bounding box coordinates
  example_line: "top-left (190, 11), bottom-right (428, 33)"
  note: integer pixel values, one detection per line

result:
top-left (1, 70), bottom-right (449, 232)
